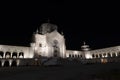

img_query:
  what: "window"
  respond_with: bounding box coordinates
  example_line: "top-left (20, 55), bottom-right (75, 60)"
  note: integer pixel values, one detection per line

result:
top-left (39, 44), bottom-right (42, 47)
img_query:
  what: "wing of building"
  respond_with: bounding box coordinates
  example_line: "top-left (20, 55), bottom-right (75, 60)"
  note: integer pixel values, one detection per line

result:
top-left (0, 22), bottom-right (120, 66)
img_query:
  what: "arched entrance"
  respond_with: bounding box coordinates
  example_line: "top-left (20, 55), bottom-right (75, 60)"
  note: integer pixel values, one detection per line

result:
top-left (53, 40), bottom-right (60, 57)
top-left (4, 61), bottom-right (9, 67)
top-left (11, 61), bottom-right (17, 67)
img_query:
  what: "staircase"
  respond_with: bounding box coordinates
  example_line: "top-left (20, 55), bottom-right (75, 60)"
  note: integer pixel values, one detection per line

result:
top-left (41, 57), bottom-right (59, 66)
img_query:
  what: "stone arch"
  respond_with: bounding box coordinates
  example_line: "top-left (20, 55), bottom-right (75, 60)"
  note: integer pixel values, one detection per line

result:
top-left (4, 61), bottom-right (10, 67)
top-left (11, 60), bottom-right (17, 67)
top-left (99, 54), bottom-right (102, 58)
top-left (19, 52), bottom-right (24, 58)
top-left (0, 51), bottom-right (4, 58)
top-left (69, 54), bottom-right (71, 57)
top-left (75, 55), bottom-right (77, 58)
top-left (103, 53), bottom-right (106, 57)
top-left (92, 54), bottom-right (95, 58)
top-left (80, 55), bottom-right (82, 58)
top-left (12, 52), bottom-right (17, 58)
top-left (107, 53), bottom-right (111, 57)
top-left (96, 54), bottom-right (98, 58)
top-left (72, 55), bottom-right (74, 58)
top-left (5, 52), bottom-right (11, 58)
top-left (112, 53), bottom-right (116, 57)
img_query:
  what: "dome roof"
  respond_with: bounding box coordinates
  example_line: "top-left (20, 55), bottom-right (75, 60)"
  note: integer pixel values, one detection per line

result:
top-left (39, 23), bottom-right (57, 34)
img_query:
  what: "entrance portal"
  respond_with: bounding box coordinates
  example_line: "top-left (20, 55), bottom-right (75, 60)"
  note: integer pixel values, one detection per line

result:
top-left (53, 40), bottom-right (60, 57)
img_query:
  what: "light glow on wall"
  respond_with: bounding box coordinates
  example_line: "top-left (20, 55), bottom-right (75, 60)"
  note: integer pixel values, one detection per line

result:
top-left (85, 53), bottom-right (92, 59)
top-left (66, 54), bottom-right (69, 57)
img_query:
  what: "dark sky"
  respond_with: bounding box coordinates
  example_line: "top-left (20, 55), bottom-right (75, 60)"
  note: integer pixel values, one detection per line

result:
top-left (0, 1), bottom-right (119, 50)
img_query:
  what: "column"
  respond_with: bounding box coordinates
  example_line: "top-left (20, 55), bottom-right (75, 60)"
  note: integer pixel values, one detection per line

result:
top-left (2, 60), bottom-right (4, 67)
top-left (3, 52), bottom-right (5, 58)
top-left (110, 53), bottom-right (112, 57)
top-left (9, 60), bottom-right (12, 66)
top-left (17, 59), bottom-right (20, 66)
top-left (115, 52), bottom-right (118, 57)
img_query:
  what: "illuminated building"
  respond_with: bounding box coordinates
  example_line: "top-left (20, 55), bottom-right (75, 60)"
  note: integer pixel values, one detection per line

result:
top-left (0, 22), bottom-right (120, 66)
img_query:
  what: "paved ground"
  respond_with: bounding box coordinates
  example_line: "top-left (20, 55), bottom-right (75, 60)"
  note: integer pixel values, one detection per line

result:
top-left (0, 63), bottom-right (120, 80)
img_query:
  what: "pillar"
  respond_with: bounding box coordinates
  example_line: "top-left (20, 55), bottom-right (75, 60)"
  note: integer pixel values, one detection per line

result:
top-left (102, 54), bottom-right (104, 58)
top-left (3, 52), bottom-right (5, 58)
top-left (115, 52), bottom-right (118, 57)
top-left (97, 54), bottom-right (100, 58)
top-left (17, 59), bottom-right (20, 66)
top-left (17, 53), bottom-right (19, 58)
top-left (9, 60), bottom-right (12, 66)
top-left (2, 61), bottom-right (4, 67)
top-left (11, 52), bottom-right (12, 58)
top-left (106, 53), bottom-right (108, 57)
top-left (110, 53), bottom-right (112, 57)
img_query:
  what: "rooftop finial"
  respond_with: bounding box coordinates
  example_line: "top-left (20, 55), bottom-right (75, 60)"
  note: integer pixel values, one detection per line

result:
top-left (81, 41), bottom-right (90, 51)
top-left (61, 31), bottom-right (64, 35)
top-left (36, 28), bottom-right (39, 34)
top-left (83, 41), bottom-right (86, 45)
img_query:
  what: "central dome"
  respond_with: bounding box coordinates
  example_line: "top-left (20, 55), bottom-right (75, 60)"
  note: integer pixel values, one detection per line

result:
top-left (40, 23), bottom-right (57, 34)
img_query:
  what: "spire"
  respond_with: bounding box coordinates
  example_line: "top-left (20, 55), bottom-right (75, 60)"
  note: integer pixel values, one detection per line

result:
top-left (61, 31), bottom-right (64, 35)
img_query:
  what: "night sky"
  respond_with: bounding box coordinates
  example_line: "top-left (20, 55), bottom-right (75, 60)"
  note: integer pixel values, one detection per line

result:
top-left (0, 1), bottom-right (119, 50)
